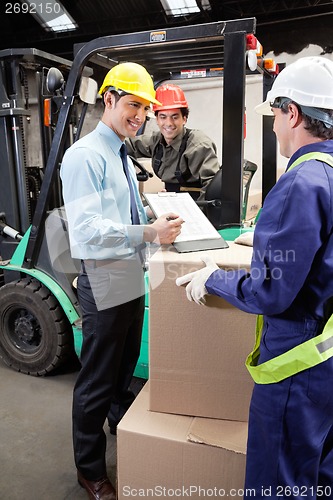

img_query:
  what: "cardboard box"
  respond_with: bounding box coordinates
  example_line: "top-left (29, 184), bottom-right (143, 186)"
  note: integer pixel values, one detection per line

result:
top-left (245, 188), bottom-right (262, 221)
top-left (137, 158), bottom-right (165, 194)
top-left (148, 243), bottom-right (256, 421)
top-left (117, 384), bottom-right (247, 500)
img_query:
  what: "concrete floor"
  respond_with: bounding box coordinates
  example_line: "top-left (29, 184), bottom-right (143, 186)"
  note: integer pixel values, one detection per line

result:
top-left (0, 357), bottom-right (145, 500)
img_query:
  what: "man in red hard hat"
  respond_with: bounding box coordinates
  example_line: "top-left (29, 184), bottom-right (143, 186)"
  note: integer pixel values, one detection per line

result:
top-left (126, 83), bottom-right (220, 201)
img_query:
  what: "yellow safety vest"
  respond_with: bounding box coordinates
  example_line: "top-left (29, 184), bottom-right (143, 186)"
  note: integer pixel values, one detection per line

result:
top-left (246, 152), bottom-right (333, 384)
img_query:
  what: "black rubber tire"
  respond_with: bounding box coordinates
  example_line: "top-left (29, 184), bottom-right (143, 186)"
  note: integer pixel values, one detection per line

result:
top-left (0, 277), bottom-right (74, 376)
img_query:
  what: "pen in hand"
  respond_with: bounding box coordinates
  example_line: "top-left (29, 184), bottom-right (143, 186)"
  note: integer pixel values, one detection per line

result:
top-left (166, 216), bottom-right (185, 223)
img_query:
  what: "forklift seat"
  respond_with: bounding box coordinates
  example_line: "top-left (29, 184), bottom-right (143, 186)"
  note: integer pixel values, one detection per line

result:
top-left (202, 159), bottom-right (258, 229)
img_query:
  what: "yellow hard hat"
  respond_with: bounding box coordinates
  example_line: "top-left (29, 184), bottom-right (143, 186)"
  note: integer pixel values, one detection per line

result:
top-left (98, 62), bottom-right (161, 105)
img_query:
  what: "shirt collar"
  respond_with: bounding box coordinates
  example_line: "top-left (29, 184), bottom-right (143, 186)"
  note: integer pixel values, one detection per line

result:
top-left (96, 120), bottom-right (124, 155)
top-left (161, 127), bottom-right (186, 151)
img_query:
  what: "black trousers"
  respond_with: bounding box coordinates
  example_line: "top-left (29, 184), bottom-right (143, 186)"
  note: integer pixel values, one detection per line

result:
top-left (73, 267), bottom-right (144, 480)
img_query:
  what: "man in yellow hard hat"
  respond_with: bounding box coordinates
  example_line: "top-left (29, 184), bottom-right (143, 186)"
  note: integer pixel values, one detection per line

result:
top-left (60, 62), bottom-right (183, 499)
top-left (126, 83), bottom-right (220, 201)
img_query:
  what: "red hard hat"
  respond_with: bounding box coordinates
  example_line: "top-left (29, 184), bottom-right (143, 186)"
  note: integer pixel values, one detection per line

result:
top-left (152, 84), bottom-right (188, 112)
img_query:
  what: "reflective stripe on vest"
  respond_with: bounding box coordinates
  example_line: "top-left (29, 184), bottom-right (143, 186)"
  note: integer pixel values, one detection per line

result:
top-left (246, 151), bottom-right (333, 384)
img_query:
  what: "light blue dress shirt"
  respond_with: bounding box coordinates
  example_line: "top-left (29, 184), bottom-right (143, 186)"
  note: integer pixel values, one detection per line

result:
top-left (60, 121), bottom-right (148, 260)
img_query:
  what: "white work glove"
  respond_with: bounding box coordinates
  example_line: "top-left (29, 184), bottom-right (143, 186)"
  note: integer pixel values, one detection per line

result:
top-left (176, 255), bottom-right (219, 305)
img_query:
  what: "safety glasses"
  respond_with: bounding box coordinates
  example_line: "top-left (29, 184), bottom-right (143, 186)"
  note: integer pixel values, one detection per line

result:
top-left (271, 97), bottom-right (333, 128)
top-left (270, 97), bottom-right (291, 109)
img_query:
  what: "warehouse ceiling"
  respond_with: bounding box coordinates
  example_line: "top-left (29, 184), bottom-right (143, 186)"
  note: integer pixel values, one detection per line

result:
top-left (2, 0), bottom-right (333, 62)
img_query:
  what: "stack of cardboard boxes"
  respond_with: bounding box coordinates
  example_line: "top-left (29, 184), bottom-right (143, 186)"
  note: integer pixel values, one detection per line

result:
top-left (117, 242), bottom-right (256, 499)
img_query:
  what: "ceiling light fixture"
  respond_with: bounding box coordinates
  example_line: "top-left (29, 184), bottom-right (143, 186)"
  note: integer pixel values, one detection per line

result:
top-left (21, 0), bottom-right (78, 32)
top-left (160, 0), bottom-right (200, 17)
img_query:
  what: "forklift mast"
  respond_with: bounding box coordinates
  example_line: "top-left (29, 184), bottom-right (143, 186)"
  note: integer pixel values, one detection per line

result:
top-left (24, 18), bottom-right (271, 269)
top-left (0, 49), bottom-right (82, 262)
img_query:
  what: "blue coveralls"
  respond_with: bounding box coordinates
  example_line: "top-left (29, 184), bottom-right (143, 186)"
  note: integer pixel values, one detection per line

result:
top-left (205, 140), bottom-right (333, 498)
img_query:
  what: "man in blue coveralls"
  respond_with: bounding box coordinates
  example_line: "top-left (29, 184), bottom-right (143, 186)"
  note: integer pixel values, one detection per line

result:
top-left (176, 56), bottom-right (333, 498)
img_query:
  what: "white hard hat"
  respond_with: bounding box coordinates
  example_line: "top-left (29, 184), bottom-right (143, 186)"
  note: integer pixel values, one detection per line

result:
top-left (255, 56), bottom-right (333, 116)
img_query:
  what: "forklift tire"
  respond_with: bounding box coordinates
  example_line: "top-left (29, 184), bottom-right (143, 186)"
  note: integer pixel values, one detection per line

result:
top-left (0, 277), bottom-right (74, 376)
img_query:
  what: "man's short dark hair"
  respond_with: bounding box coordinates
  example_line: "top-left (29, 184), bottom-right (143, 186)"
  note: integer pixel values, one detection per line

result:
top-left (155, 107), bottom-right (189, 119)
top-left (101, 89), bottom-right (123, 107)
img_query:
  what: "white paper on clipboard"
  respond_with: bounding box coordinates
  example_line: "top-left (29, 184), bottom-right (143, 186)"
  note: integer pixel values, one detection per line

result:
top-left (143, 192), bottom-right (228, 252)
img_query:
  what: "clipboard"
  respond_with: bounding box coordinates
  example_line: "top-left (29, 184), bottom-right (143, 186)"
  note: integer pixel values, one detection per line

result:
top-left (144, 192), bottom-right (228, 253)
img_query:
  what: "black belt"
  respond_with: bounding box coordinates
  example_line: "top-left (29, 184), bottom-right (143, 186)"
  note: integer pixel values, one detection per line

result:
top-left (81, 243), bottom-right (147, 271)
top-left (82, 259), bottom-right (116, 269)
top-left (81, 256), bottom-right (147, 272)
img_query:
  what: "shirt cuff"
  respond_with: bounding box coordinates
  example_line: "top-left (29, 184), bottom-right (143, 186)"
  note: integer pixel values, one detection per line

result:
top-left (127, 224), bottom-right (145, 248)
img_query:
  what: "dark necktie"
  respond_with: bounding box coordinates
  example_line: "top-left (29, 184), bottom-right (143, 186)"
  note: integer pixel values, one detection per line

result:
top-left (120, 144), bottom-right (140, 225)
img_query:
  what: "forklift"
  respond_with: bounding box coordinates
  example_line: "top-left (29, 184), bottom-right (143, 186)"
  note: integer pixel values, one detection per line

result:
top-left (0, 19), bottom-right (277, 377)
